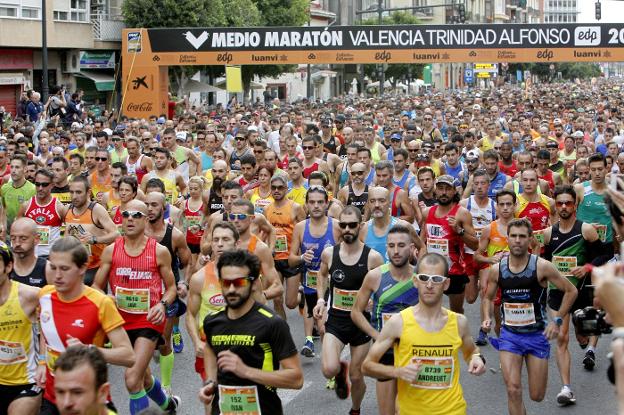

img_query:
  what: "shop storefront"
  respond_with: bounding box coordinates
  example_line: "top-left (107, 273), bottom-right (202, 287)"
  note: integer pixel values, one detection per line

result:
top-left (0, 49), bottom-right (32, 117)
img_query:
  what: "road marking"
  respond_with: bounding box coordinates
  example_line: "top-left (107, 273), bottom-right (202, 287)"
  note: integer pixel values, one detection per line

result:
top-left (279, 380), bottom-right (312, 406)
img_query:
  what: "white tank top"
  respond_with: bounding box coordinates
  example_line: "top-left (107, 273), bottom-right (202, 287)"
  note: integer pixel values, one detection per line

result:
top-left (465, 195), bottom-right (496, 254)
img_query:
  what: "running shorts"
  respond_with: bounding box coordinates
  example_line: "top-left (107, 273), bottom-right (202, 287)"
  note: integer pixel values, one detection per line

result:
top-left (325, 315), bottom-right (371, 347)
top-left (126, 327), bottom-right (165, 347)
top-left (274, 259), bottom-right (300, 278)
top-left (0, 383), bottom-right (42, 414)
top-left (548, 286), bottom-right (592, 313)
top-left (444, 274), bottom-right (469, 295)
top-left (495, 327), bottom-right (550, 359)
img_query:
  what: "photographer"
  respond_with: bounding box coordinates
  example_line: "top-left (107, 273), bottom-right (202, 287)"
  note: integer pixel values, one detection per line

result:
top-left (64, 93), bottom-right (83, 126)
top-left (47, 85), bottom-right (67, 119)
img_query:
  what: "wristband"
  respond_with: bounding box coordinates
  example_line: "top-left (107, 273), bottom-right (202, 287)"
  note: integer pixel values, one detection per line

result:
top-left (178, 281), bottom-right (189, 289)
top-left (472, 353), bottom-right (486, 365)
top-left (203, 379), bottom-right (216, 387)
top-left (583, 264), bottom-right (594, 274)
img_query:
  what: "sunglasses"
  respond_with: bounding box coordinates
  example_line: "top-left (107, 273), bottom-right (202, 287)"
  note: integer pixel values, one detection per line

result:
top-left (34, 181), bottom-right (52, 187)
top-left (122, 210), bottom-right (145, 219)
top-left (302, 146), bottom-right (315, 150)
top-left (235, 137), bottom-right (246, 141)
top-left (555, 201), bottom-right (574, 207)
top-left (338, 221), bottom-right (358, 229)
top-left (95, 157), bottom-right (108, 161)
top-left (228, 213), bottom-right (250, 221)
top-left (415, 273), bottom-right (447, 284)
top-left (408, 149), bottom-right (419, 152)
top-left (271, 185), bottom-right (286, 190)
top-left (220, 276), bottom-right (253, 288)
top-left (351, 170), bottom-right (365, 176)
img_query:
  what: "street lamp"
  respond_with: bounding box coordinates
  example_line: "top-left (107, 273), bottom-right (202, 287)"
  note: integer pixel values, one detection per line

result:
top-left (42, 0), bottom-right (48, 101)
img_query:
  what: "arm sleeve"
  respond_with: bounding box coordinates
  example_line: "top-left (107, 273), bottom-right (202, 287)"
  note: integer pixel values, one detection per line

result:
top-left (271, 318), bottom-right (297, 362)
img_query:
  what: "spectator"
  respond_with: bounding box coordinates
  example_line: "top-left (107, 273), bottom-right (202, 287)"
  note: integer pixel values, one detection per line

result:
top-left (26, 92), bottom-right (43, 123)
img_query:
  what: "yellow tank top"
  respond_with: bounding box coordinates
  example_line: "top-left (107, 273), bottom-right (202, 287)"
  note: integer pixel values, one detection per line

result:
top-left (431, 159), bottom-right (442, 177)
top-left (486, 220), bottom-right (509, 258)
top-left (250, 187), bottom-right (274, 215)
top-left (480, 136), bottom-right (494, 151)
top-left (0, 280), bottom-right (37, 385)
top-left (394, 307), bottom-right (465, 415)
top-left (148, 171), bottom-right (179, 204)
top-left (198, 262), bottom-right (225, 340)
top-left (107, 189), bottom-right (121, 213)
top-left (90, 171), bottom-right (112, 199)
top-left (287, 185), bottom-right (306, 206)
top-left (371, 141), bottom-right (383, 164)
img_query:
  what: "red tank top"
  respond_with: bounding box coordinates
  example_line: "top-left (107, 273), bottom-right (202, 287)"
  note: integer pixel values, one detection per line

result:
top-left (425, 204), bottom-right (465, 275)
top-left (499, 160), bottom-right (518, 178)
top-left (24, 196), bottom-right (62, 226)
top-left (539, 170), bottom-right (555, 191)
top-left (184, 199), bottom-right (204, 245)
top-left (303, 162), bottom-right (319, 179)
top-left (109, 237), bottom-right (165, 333)
top-left (126, 154), bottom-right (147, 184)
top-left (390, 186), bottom-right (401, 217)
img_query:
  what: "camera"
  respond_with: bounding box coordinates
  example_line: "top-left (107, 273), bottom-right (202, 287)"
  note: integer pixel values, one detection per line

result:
top-left (572, 306), bottom-right (613, 337)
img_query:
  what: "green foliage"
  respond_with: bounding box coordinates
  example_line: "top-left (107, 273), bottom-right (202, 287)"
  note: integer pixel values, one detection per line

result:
top-left (361, 12), bottom-right (423, 85)
top-left (255, 0), bottom-right (309, 26)
top-left (122, 0), bottom-right (226, 28)
top-left (508, 63), bottom-right (602, 81)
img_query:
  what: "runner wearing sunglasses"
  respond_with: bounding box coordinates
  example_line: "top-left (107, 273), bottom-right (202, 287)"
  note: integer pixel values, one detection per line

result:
top-left (313, 206), bottom-right (384, 414)
top-left (362, 252), bottom-right (486, 415)
top-left (337, 161), bottom-right (369, 215)
top-left (93, 200), bottom-right (179, 415)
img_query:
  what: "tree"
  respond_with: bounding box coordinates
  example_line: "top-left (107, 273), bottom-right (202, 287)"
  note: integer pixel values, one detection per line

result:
top-left (508, 62), bottom-right (602, 82)
top-left (361, 12), bottom-right (424, 88)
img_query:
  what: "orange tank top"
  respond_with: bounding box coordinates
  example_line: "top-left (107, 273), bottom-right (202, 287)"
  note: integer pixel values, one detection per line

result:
top-left (64, 202), bottom-right (105, 269)
top-left (264, 200), bottom-right (294, 260)
top-left (486, 220), bottom-right (509, 258)
top-left (91, 171), bottom-right (112, 199)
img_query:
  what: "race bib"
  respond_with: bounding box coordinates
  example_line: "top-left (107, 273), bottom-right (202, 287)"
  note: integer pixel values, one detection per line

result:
top-left (115, 287), bottom-right (150, 314)
top-left (381, 312), bottom-right (396, 329)
top-left (37, 226), bottom-right (50, 245)
top-left (0, 340), bottom-right (27, 365)
top-left (427, 238), bottom-right (449, 257)
top-left (218, 385), bottom-right (262, 415)
top-left (411, 356), bottom-right (454, 389)
top-left (533, 229), bottom-right (545, 245)
top-left (305, 270), bottom-right (318, 290)
top-left (595, 224), bottom-right (607, 242)
top-left (552, 256), bottom-right (577, 277)
top-left (274, 235), bottom-right (288, 253)
top-left (185, 216), bottom-right (202, 234)
top-left (503, 302), bottom-right (536, 327)
top-left (165, 190), bottom-right (174, 204)
top-left (332, 288), bottom-right (358, 312)
top-left (475, 228), bottom-right (483, 240)
top-left (46, 348), bottom-right (61, 372)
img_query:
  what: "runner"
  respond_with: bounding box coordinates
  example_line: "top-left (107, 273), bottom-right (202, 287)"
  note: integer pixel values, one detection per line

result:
top-left (160, 127), bottom-right (200, 181)
top-left (93, 200), bottom-right (179, 415)
top-left (362, 252), bottom-right (486, 415)
top-left (0, 241), bottom-right (42, 415)
top-left (288, 186), bottom-right (341, 357)
top-left (50, 156), bottom-right (71, 205)
top-left (537, 150), bottom-right (562, 192)
top-left (184, 176), bottom-right (206, 267)
top-left (89, 149), bottom-right (112, 200)
top-left (141, 147), bottom-right (187, 207)
top-left (414, 166), bottom-right (438, 209)
top-left (202, 160), bottom-right (227, 215)
top-left (337, 162), bottom-right (369, 215)
top-left (110, 176), bottom-right (139, 226)
top-left (9, 218), bottom-right (49, 287)
top-left (481, 218), bottom-right (577, 415)
top-left (198, 250), bottom-right (304, 415)
top-left (1, 154), bottom-right (35, 228)
top-left (313, 206), bottom-right (384, 414)
top-left (125, 137), bottom-right (153, 184)
top-left (39, 237), bottom-right (134, 415)
top-left (99, 162), bottom-right (126, 213)
top-left (374, 160), bottom-right (416, 223)
top-left (516, 168), bottom-right (556, 245)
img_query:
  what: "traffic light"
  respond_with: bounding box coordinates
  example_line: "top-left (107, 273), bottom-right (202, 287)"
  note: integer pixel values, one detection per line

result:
top-left (595, 1), bottom-right (601, 21)
top-left (458, 3), bottom-right (466, 23)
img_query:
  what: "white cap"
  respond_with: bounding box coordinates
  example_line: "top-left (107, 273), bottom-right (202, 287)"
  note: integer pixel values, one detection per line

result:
top-left (572, 131), bottom-right (584, 138)
top-left (71, 122), bottom-right (82, 129)
top-left (102, 128), bottom-right (113, 137)
top-left (176, 131), bottom-right (187, 141)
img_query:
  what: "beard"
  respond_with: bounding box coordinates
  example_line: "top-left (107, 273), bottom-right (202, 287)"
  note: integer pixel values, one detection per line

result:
top-left (437, 195), bottom-right (452, 206)
top-left (148, 212), bottom-right (163, 224)
top-left (343, 233), bottom-right (357, 244)
top-left (225, 287), bottom-right (252, 308)
top-left (213, 177), bottom-right (224, 192)
top-left (390, 255), bottom-right (410, 268)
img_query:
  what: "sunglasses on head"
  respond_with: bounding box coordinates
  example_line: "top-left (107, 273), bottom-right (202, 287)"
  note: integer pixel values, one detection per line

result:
top-left (34, 181), bottom-right (51, 187)
top-left (415, 273), bottom-right (447, 284)
top-left (338, 221), bottom-right (358, 229)
top-left (220, 276), bottom-right (254, 288)
top-left (228, 213), bottom-right (250, 221)
top-left (122, 210), bottom-right (145, 219)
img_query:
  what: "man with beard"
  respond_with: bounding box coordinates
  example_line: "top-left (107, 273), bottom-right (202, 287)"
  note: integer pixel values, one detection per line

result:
top-left (536, 150), bottom-right (562, 193)
top-left (421, 175), bottom-right (478, 314)
top-left (18, 169), bottom-right (66, 258)
top-left (498, 141), bottom-right (518, 177)
top-left (50, 156), bottom-right (71, 205)
top-left (313, 206), bottom-right (384, 413)
top-left (415, 167), bottom-right (437, 210)
top-left (265, 175), bottom-right (306, 320)
top-left (351, 225), bottom-right (420, 415)
top-left (144, 178), bottom-right (184, 230)
top-left (288, 186), bottom-right (341, 358)
top-left (362, 253), bottom-right (486, 415)
top-left (464, 150), bottom-right (510, 199)
top-left (64, 176), bottom-right (118, 285)
top-left (337, 162), bottom-right (369, 215)
top-left (198, 250), bottom-right (304, 415)
top-left (373, 160), bottom-right (416, 223)
top-left (203, 160), bottom-right (227, 215)
top-left (9, 218), bottom-right (50, 287)
top-left (141, 147), bottom-right (186, 207)
top-left (392, 149), bottom-right (416, 192)
top-left (481, 219), bottom-right (576, 415)
top-left (144, 192), bottom-right (192, 394)
top-left (99, 162), bottom-right (126, 213)
top-left (125, 137), bottom-right (152, 184)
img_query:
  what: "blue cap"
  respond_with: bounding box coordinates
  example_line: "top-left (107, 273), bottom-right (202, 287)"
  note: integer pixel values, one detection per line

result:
top-left (390, 133), bottom-right (402, 141)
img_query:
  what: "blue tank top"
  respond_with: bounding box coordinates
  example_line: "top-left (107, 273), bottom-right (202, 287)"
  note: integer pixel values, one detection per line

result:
top-left (200, 152), bottom-right (213, 172)
top-left (393, 170), bottom-right (411, 189)
top-left (488, 171), bottom-right (507, 198)
top-left (365, 217), bottom-right (398, 262)
top-left (301, 217), bottom-right (335, 294)
top-left (370, 263), bottom-right (419, 332)
top-left (365, 168), bottom-right (375, 186)
top-left (445, 162), bottom-right (464, 182)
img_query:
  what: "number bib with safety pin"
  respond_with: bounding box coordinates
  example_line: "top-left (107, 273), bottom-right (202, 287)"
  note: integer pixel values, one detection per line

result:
top-left (115, 287), bottom-right (150, 314)
top-left (503, 302), bottom-right (536, 327)
top-left (274, 235), bottom-right (288, 253)
top-left (332, 288), bottom-right (358, 312)
top-left (185, 217), bottom-right (202, 233)
top-left (305, 270), bottom-right (318, 290)
top-left (552, 255), bottom-right (578, 282)
top-left (0, 340), bottom-right (27, 365)
top-left (37, 226), bottom-right (50, 245)
top-left (411, 357), bottom-right (454, 389)
top-left (533, 229), bottom-right (545, 245)
top-left (218, 385), bottom-right (262, 415)
top-left (595, 224), bottom-right (607, 242)
top-left (46, 348), bottom-right (61, 373)
top-left (427, 238), bottom-right (449, 257)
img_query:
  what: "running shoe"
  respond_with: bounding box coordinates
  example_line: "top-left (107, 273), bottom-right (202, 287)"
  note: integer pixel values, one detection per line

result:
top-left (583, 350), bottom-right (596, 371)
top-left (335, 361), bottom-right (350, 400)
top-left (556, 387), bottom-right (576, 406)
top-left (475, 329), bottom-right (488, 346)
top-left (172, 327), bottom-right (184, 354)
top-left (326, 377), bottom-right (336, 390)
top-left (166, 395), bottom-right (181, 414)
top-left (348, 409), bottom-right (361, 415)
top-left (301, 339), bottom-right (315, 358)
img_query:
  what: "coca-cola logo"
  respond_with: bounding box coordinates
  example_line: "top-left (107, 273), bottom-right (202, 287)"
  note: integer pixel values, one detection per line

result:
top-left (126, 101), bottom-right (153, 112)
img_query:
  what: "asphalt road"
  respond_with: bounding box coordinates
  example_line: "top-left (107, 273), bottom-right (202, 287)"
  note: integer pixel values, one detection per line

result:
top-left (109, 298), bottom-right (618, 415)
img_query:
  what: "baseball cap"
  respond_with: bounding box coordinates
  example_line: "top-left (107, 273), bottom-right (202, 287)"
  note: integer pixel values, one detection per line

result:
top-left (70, 122), bottom-right (82, 130)
top-left (553, 118), bottom-right (562, 125)
top-left (335, 114), bottom-right (346, 123)
top-left (176, 132), bottom-right (187, 141)
top-left (572, 131), bottom-right (584, 138)
top-left (466, 149), bottom-right (480, 160)
top-left (436, 175), bottom-right (456, 187)
top-left (157, 116), bottom-right (166, 124)
top-left (102, 128), bottom-right (113, 137)
top-left (390, 133), bottom-right (402, 141)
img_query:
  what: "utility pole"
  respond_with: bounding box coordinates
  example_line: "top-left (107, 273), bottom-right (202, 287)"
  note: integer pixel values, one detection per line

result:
top-left (306, 9), bottom-right (312, 99)
top-left (377, 0), bottom-right (384, 97)
top-left (42, 0), bottom-right (48, 101)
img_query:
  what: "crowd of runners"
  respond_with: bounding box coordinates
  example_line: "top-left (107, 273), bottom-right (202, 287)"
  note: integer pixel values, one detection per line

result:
top-left (1, 79), bottom-right (624, 415)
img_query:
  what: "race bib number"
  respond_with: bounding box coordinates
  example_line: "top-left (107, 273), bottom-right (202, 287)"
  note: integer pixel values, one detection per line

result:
top-left (381, 312), bottom-right (396, 329)
top-left (115, 287), bottom-right (150, 314)
top-left (533, 229), bottom-right (545, 245)
top-left (411, 357), bottom-right (454, 389)
top-left (274, 235), bottom-right (288, 253)
top-left (552, 256), bottom-right (577, 277)
top-left (46, 349), bottom-right (61, 372)
top-left (503, 302), bottom-right (536, 327)
top-left (427, 238), bottom-right (449, 257)
top-left (218, 385), bottom-right (262, 415)
top-left (332, 288), bottom-right (358, 312)
top-left (37, 226), bottom-right (50, 245)
top-left (305, 270), bottom-right (318, 290)
top-left (595, 224), bottom-right (607, 242)
top-left (165, 190), bottom-right (173, 204)
top-left (185, 216), bottom-right (202, 234)
top-left (0, 340), bottom-right (27, 365)
top-left (475, 228), bottom-right (483, 240)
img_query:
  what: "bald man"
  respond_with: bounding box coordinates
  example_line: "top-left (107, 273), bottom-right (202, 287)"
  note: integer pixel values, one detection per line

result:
top-left (203, 159), bottom-right (229, 215)
top-left (9, 217), bottom-right (49, 287)
top-left (359, 186), bottom-right (425, 261)
top-left (93, 199), bottom-right (179, 414)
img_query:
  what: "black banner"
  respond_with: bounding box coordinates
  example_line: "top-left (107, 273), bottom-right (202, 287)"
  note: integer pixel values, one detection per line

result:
top-left (145, 24), bottom-right (624, 53)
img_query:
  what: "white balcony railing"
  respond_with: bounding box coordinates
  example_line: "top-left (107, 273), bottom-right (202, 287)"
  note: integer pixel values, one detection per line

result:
top-left (91, 12), bottom-right (125, 41)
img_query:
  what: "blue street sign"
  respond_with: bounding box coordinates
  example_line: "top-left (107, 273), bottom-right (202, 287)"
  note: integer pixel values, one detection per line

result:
top-left (464, 68), bottom-right (474, 84)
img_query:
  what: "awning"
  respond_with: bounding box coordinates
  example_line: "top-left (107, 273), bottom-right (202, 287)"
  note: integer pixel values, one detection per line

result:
top-left (75, 70), bottom-right (115, 91)
top-left (215, 79), bottom-right (265, 90)
top-left (183, 79), bottom-right (224, 93)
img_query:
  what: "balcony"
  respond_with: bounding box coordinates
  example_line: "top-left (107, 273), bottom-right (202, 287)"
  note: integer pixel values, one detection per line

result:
top-left (91, 12), bottom-right (124, 41)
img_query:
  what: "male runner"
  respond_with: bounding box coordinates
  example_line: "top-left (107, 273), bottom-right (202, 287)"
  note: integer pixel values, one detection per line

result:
top-left (313, 206), bottom-right (384, 414)
top-left (351, 225), bottom-right (420, 415)
top-left (125, 137), bottom-right (152, 185)
top-left (141, 147), bottom-right (187, 207)
top-left (374, 160), bottom-right (416, 223)
top-left (203, 160), bottom-right (228, 215)
top-left (0, 242), bottom-right (42, 415)
top-left (362, 253), bottom-right (486, 415)
top-left (38, 237), bottom-right (134, 415)
top-left (537, 150), bottom-right (562, 192)
top-left (93, 200), bottom-right (179, 415)
top-left (464, 150), bottom-right (510, 198)
top-left (516, 168), bottom-right (556, 243)
top-left (9, 218), bottom-right (49, 287)
top-left (198, 250), bottom-right (304, 415)
top-left (289, 186), bottom-right (341, 357)
top-left (161, 127), bottom-right (200, 181)
top-left (421, 175), bottom-right (478, 314)
top-left (481, 218), bottom-right (577, 415)
top-left (89, 149), bottom-right (112, 200)
top-left (337, 162), bottom-right (369, 215)
top-left (1, 154), bottom-right (35, 227)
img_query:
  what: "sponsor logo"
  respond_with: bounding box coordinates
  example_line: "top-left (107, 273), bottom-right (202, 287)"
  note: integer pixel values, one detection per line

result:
top-left (536, 49), bottom-right (554, 60)
top-left (126, 102), bottom-right (153, 112)
top-left (72, 319), bottom-right (84, 328)
top-left (152, 55), bottom-right (160, 62)
top-left (374, 50), bottom-right (392, 62)
top-left (209, 294), bottom-right (226, 307)
top-left (127, 31), bottom-right (142, 53)
top-left (251, 54), bottom-right (278, 62)
top-left (331, 269), bottom-right (346, 283)
top-left (441, 52), bottom-right (450, 60)
top-left (498, 50), bottom-right (516, 59)
top-left (308, 53), bottom-right (317, 59)
top-left (336, 52), bottom-right (354, 62)
top-left (179, 54), bottom-right (197, 64)
top-left (413, 52), bottom-right (439, 60)
top-left (469, 51), bottom-right (477, 57)
top-left (131, 76), bottom-right (148, 90)
top-left (574, 27), bottom-right (600, 46)
top-left (183, 31), bottom-right (209, 49)
top-left (574, 50), bottom-right (601, 58)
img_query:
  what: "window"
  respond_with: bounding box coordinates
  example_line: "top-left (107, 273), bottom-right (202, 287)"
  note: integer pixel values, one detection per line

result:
top-left (21, 7), bottom-right (38, 18)
top-left (0, 4), bottom-right (17, 17)
top-left (69, 0), bottom-right (87, 21)
top-left (54, 10), bottom-right (68, 20)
